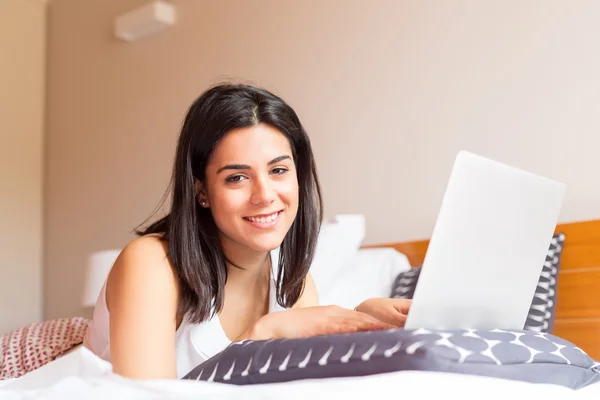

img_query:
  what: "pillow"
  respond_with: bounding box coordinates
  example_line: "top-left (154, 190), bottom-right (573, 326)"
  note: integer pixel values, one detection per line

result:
top-left (390, 265), bottom-right (422, 299)
top-left (182, 328), bottom-right (600, 389)
top-left (390, 233), bottom-right (566, 333)
top-left (309, 214), bottom-right (366, 298)
top-left (318, 248), bottom-right (412, 309)
top-left (0, 317), bottom-right (91, 380)
top-left (525, 232), bottom-right (565, 333)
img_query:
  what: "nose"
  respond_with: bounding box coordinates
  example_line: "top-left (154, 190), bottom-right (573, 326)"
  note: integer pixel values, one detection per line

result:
top-left (250, 176), bottom-right (276, 206)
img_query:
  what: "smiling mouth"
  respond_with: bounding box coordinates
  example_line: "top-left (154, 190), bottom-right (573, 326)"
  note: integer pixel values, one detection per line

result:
top-left (243, 210), bottom-right (283, 226)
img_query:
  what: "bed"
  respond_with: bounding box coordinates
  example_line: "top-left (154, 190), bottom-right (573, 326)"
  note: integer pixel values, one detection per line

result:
top-left (367, 217), bottom-right (600, 361)
top-left (1, 218), bottom-right (600, 398)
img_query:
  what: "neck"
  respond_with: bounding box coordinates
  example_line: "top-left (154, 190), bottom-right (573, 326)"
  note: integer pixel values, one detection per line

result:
top-left (220, 238), bottom-right (271, 282)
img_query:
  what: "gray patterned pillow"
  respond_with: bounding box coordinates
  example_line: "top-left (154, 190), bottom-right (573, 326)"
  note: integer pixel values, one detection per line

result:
top-left (526, 233), bottom-right (565, 332)
top-left (390, 233), bottom-right (566, 333)
top-left (183, 328), bottom-right (600, 389)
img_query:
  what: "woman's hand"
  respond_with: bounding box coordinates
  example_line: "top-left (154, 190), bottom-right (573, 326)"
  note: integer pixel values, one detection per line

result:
top-left (355, 298), bottom-right (412, 328)
top-left (239, 305), bottom-right (397, 341)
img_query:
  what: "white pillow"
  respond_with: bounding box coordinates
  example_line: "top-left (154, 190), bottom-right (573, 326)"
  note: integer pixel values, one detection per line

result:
top-left (309, 214), bottom-right (365, 297)
top-left (318, 247), bottom-right (412, 309)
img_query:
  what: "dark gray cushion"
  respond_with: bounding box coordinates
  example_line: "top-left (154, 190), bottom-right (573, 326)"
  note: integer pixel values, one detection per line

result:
top-left (525, 232), bottom-right (565, 332)
top-left (390, 233), bottom-right (566, 333)
top-left (183, 328), bottom-right (600, 389)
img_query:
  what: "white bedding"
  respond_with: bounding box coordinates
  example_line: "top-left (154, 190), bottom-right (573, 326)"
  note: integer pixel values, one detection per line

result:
top-left (318, 247), bottom-right (412, 308)
top-left (1, 347), bottom-right (599, 399)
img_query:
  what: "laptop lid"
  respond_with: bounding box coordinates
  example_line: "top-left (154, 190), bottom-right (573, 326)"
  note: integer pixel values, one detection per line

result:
top-left (404, 151), bottom-right (567, 331)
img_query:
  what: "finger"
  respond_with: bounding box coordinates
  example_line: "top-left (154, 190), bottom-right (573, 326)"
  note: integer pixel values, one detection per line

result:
top-left (392, 312), bottom-right (408, 328)
top-left (339, 320), bottom-right (392, 333)
top-left (368, 320), bottom-right (397, 330)
top-left (364, 321), bottom-right (397, 331)
top-left (353, 312), bottom-right (397, 330)
top-left (333, 313), bottom-right (394, 332)
top-left (334, 321), bottom-right (362, 334)
top-left (392, 299), bottom-right (412, 315)
top-left (370, 309), bottom-right (407, 328)
top-left (335, 309), bottom-right (397, 331)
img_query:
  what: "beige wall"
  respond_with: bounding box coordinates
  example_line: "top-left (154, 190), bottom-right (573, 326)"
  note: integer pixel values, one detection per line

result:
top-left (45, 0), bottom-right (600, 320)
top-left (0, 0), bottom-right (46, 334)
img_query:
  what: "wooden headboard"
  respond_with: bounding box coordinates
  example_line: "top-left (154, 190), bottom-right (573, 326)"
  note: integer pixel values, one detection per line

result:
top-left (368, 218), bottom-right (600, 360)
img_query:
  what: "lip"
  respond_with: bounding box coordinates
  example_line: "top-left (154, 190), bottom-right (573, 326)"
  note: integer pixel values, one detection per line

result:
top-left (243, 210), bottom-right (283, 229)
top-left (245, 210), bottom-right (282, 219)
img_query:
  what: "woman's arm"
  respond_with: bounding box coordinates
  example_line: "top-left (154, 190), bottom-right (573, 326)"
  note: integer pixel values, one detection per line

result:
top-left (233, 272), bottom-right (397, 341)
top-left (293, 273), bottom-right (413, 328)
top-left (105, 236), bottom-right (180, 380)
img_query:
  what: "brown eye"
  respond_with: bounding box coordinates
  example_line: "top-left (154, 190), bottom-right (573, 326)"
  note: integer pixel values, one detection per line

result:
top-left (225, 175), bottom-right (246, 183)
top-left (271, 167), bottom-right (288, 175)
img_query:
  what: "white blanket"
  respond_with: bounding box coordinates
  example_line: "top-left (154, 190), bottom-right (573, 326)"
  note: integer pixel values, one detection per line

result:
top-left (1, 347), bottom-right (598, 399)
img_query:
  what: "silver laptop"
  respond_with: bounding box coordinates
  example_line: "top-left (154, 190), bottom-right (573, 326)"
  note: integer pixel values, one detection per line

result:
top-left (404, 151), bottom-right (567, 331)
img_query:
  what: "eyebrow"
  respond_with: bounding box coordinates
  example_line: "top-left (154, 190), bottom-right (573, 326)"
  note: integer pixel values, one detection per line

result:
top-left (216, 155), bottom-right (291, 174)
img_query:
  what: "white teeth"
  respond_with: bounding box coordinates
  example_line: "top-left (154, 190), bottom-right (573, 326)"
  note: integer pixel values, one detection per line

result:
top-left (248, 212), bottom-right (279, 224)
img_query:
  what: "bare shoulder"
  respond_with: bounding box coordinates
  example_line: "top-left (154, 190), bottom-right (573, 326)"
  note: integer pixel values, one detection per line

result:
top-left (106, 234), bottom-right (179, 314)
top-left (118, 234), bottom-right (170, 267)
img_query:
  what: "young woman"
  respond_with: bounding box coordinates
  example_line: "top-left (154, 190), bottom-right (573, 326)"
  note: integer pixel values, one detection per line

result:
top-left (83, 83), bottom-right (412, 380)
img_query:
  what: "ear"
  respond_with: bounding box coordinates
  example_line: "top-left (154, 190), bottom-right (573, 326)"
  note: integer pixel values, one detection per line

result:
top-left (194, 179), bottom-right (210, 208)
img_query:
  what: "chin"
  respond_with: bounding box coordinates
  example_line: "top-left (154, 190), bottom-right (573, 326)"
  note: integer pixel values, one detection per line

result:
top-left (244, 233), bottom-right (287, 253)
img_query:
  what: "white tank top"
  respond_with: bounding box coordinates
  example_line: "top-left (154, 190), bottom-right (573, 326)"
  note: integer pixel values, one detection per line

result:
top-left (83, 248), bottom-right (286, 378)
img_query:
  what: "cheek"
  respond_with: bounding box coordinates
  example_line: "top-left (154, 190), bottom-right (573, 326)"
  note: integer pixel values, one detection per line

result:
top-left (209, 187), bottom-right (247, 221)
top-left (280, 179), bottom-right (299, 209)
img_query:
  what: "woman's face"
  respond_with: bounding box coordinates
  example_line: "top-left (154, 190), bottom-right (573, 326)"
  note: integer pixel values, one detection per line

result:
top-left (199, 123), bottom-right (299, 255)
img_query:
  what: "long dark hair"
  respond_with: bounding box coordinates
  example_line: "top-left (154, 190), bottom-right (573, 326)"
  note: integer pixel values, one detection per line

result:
top-left (135, 83), bottom-right (323, 324)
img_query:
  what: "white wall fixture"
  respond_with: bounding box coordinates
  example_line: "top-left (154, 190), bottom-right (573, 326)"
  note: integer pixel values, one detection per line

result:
top-left (82, 250), bottom-right (121, 308)
top-left (114, 1), bottom-right (176, 42)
